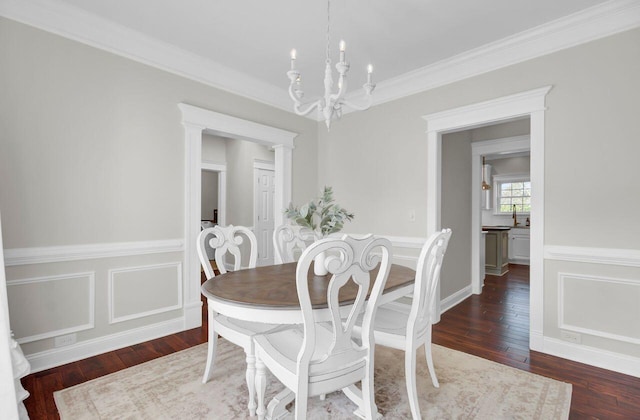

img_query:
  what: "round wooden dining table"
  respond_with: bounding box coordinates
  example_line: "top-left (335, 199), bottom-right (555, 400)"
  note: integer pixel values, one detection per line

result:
top-left (201, 261), bottom-right (416, 324)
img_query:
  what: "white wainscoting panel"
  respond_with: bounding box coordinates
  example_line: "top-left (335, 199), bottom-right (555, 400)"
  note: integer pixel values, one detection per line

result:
top-left (559, 272), bottom-right (640, 345)
top-left (7, 272), bottom-right (95, 344)
top-left (108, 262), bottom-right (182, 324)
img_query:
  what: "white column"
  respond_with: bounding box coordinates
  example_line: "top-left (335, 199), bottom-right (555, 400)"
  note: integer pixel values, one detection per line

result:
top-left (182, 122), bottom-right (205, 329)
top-left (529, 109), bottom-right (545, 351)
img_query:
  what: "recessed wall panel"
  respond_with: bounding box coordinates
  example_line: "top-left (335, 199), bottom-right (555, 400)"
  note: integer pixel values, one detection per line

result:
top-left (109, 262), bottom-right (182, 324)
top-left (7, 272), bottom-right (95, 344)
top-left (560, 273), bottom-right (640, 344)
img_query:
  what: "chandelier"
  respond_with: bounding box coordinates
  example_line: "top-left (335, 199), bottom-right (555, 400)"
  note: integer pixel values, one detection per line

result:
top-left (287, 0), bottom-right (376, 130)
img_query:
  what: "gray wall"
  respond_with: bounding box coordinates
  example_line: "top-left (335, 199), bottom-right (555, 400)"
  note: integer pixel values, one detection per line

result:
top-left (1, 15), bottom-right (639, 373)
top-left (318, 28), bottom-right (640, 362)
top-left (0, 17), bottom-right (317, 359)
top-left (441, 131), bottom-right (472, 299)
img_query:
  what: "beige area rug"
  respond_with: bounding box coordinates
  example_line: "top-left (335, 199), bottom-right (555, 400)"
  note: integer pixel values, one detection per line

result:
top-left (55, 338), bottom-right (571, 419)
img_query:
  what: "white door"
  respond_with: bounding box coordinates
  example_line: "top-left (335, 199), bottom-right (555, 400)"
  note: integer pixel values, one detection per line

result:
top-left (254, 168), bottom-right (275, 266)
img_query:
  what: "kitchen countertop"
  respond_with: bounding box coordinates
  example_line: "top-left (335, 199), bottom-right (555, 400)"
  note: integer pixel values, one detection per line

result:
top-left (482, 226), bottom-right (512, 231)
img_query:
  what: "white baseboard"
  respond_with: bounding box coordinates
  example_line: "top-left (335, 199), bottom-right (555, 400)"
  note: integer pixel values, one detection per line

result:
top-left (542, 337), bottom-right (640, 378)
top-left (26, 318), bottom-right (187, 373)
top-left (440, 285), bottom-right (472, 314)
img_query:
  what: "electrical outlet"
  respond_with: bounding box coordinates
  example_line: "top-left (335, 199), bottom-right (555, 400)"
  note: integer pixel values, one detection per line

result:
top-left (560, 330), bottom-right (581, 344)
top-left (54, 333), bottom-right (77, 348)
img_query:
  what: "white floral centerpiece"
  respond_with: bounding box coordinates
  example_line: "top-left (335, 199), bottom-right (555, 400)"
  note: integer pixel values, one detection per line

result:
top-left (285, 186), bottom-right (354, 274)
top-left (285, 186), bottom-right (354, 239)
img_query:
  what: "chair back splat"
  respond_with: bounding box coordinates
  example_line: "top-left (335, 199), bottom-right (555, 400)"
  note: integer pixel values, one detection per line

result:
top-left (273, 224), bottom-right (316, 263)
top-left (297, 235), bottom-right (391, 376)
top-left (197, 225), bottom-right (257, 279)
top-left (254, 234), bottom-right (393, 419)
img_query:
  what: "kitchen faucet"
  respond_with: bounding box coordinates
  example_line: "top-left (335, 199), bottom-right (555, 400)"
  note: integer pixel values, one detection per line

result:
top-left (512, 204), bottom-right (519, 227)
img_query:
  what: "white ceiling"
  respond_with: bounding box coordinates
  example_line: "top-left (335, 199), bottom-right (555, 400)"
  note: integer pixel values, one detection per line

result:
top-left (3, 0), bottom-right (638, 114)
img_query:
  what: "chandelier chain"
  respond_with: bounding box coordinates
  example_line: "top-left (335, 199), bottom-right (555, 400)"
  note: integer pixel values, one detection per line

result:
top-left (326, 0), bottom-right (331, 64)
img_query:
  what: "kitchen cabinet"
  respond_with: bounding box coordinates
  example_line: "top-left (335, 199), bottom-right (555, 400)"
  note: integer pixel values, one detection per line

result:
top-left (484, 227), bottom-right (509, 276)
top-left (509, 228), bottom-right (530, 265)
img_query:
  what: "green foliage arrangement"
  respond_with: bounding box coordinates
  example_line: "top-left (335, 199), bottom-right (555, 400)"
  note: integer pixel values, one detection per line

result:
top-left (285, 186), bottom-right (355, 238)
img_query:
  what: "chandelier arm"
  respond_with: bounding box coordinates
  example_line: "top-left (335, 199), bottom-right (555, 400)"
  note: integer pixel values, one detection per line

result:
top-left (291, 97), bottom-right (323, 117)
top-left (339, 95), bottom-right (373, 112)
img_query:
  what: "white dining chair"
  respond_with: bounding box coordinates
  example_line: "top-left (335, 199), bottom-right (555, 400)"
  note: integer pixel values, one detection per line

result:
top-left (354, 228), bottom-right (452, 420)
top-left (197, 224), bottom-right (283, 417)
top-left (254, 234), bottom-right (392, 420)
top-left (273, 224), bottom-right (316, 263)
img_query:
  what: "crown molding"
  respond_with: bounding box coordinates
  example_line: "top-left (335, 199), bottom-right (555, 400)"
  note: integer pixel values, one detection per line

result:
top-left (1, 0), bottom-right (639, 118)
top-left (369, 0), bottom-right (640, 107)
top-left (0, 0), bottom-right (292, 112)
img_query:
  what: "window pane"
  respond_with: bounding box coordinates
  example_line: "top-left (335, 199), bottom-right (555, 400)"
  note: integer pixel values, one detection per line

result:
top-left (496, 178), bottom-right (531, 214)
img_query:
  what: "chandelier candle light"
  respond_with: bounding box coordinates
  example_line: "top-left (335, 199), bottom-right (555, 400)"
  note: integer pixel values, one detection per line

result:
top-left (287, 0), bottom-right (376, 130)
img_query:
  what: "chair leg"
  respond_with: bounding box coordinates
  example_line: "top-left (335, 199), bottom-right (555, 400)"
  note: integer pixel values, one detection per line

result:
top-left (361, 358), bottom-right (379, 420)
top-left (294, 394), bottom-right (308, 420)
top-left (245, 351), bottom-right (257, 416)
top-left (202, 306), bottom-right (218, 384)
top-left (255, 357), bottom-right (267, 420)
top-left (424, 329), bottom-right (439, 388)
top-left (405, 347), bottom-right (422, 420)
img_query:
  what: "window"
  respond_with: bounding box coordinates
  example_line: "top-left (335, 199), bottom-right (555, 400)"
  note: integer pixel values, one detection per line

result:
top-left (493, 175), bottom-right (530, 214)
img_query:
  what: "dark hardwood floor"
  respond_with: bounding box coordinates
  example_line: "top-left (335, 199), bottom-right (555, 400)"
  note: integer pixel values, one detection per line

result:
top-left (22, 265), bottom-right (640, 419)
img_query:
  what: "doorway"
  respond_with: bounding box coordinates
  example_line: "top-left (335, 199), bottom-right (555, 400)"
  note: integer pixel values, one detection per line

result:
top-left (179, 103), bottom-right (297, 329)
top-left (423, 86), bottom-right (551, 351)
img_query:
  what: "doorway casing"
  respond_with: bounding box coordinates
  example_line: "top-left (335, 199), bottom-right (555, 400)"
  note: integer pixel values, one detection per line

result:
top-left (179, 103), bottom-right (297, 329)
top-left (423, 86), bottom-right (551, 351)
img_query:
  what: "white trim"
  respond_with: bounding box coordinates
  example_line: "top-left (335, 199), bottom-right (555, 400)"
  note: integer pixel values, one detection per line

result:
top-left (542, 336), bottom-right (640, 378)
top-left (472, 135), bottom-right (531, 156)
top-left (4, 239), bottom-right (184, 266)
top-left (558, 272), bottom-right (640, 345)
top-left (253, 160), bottom-right (275, 171)
top-left (439, 285), bottom-right (473, 315)
top-left (545, 245), bottom-right (640, 267)
top-left (108, 262), bottom-right (183, 324)
top-left (0, 0), bottom-right (291, 112)
top-left (1, 1), bottom-right (638, 115)
top-left (179, 103), bottom-right (297, 330)
top-left (7, 272), bottom-right (95, 344)
top-left (424, 86), bottom-right (551, 348)
top-left (367, 0), bottom-right (640, 109)
top-left (25, 318), bottom-right (185, 373)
